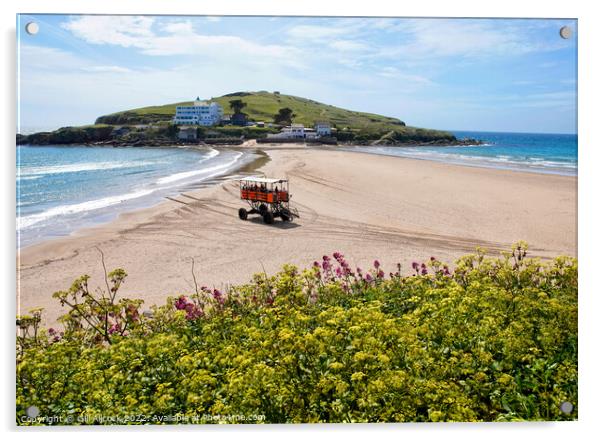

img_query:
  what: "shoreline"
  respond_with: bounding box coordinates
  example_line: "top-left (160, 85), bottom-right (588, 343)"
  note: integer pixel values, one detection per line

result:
top-left (17, 145), bottom-right (577, 325)
top-left (17, 134), bottom-right (482, 149)
top-left (339, 146), bottom-right (577, 177)
top-left (18, 140), bottom-right (574, 250)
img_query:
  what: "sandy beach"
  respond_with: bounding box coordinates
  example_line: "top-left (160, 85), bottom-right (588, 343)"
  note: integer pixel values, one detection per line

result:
top-left (17, 145), bottom-right (577, 325)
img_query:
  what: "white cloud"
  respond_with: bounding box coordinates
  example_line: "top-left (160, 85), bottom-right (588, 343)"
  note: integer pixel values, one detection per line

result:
top-left (17, 43), bottom-right (316, 128)
top-left (378, 66), bottom-right (400, 78)
top-left (329, 40), bottom-right (369, 52)
top-left (62, 16), bottom-right (155, 48)
top-left (287, 24), bottom-right (348, 41)
top-left (377, 67), bottom-right (433, 85)
top-left (19, 44), bottom-right (86, 70)
top-left (161, 20), bottom-right (195, 35)
top-left (61, 15), bottom-right (303, 68)
top-left (288, 18), bottom-right (565, 57)
top-left (382, 19), bottom-right (566, 60)
top-left (19, 45), bottom-right (132, 74)
top-left (81, 66), bottom-right (132, 73)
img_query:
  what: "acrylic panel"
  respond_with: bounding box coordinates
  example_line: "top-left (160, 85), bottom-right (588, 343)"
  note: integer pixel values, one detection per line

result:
top-left (16, 14), bottom-right (578, 425)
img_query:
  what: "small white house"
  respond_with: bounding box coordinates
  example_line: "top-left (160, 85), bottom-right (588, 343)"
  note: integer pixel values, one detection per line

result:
top-left (289, 124), bottom-right (305, 138)
top-left (304, 128), bottom-right (318, 140)
top-left (314, 122), bottom-right (332, 136)
top-left (174, 97), bottom-right (223, 126)
top-left (267, 123), bottom-right (306, 140)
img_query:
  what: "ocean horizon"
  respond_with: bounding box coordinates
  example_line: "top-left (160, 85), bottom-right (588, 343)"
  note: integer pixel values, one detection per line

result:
top-left (346, 130), bottom-right (577, 176)
top-left (16, 130), bottom-right (577, 248)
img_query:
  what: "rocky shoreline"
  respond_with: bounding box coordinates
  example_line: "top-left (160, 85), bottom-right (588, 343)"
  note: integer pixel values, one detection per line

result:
top-left (17, 134), bottom-right (484, 148)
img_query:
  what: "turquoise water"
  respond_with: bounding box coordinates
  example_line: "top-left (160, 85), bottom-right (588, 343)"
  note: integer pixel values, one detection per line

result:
top-left (17, 145), bottom-right (251, 247)
top-left (347, 131), bottom-right (577, 176)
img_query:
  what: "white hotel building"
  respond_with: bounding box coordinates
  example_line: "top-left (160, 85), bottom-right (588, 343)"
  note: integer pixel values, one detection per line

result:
top-left (173, 97), bottom-right (223, 126)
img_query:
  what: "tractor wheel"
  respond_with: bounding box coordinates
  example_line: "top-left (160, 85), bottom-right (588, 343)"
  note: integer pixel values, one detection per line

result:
top-left (238, 208), bottom-right (248, 220)
top-left (263, 211), bottom-right (274, 224)
top-left (281, 209), bottom-right (291, 222)
top-left (259, 204), bottom-right (268, 215)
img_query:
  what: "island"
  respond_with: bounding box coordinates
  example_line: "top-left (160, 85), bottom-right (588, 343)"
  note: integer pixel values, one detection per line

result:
top-left (16, 91), bottom-right (481, 147)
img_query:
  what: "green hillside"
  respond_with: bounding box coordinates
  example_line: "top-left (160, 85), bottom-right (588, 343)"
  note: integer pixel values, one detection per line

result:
top-left (96, 91), bottom-right (406, 130)
top-left (93, 91), bottom-right (458, 144)
top-left (17, 91), bottom-right (466, 146)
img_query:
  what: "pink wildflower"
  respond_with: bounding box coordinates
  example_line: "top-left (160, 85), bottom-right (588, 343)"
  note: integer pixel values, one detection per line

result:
top-left (175, 296), bottom-right (189, 310)
top-left (108, 323), bottom-right (121, 335)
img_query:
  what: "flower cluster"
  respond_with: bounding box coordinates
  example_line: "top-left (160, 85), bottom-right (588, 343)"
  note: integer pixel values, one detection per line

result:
top-left (47, 327), bottom-right (64, 343)
top-left (411, 257), bottom-right (452, 277)
top-left (108, 323), bottom-right (121, 335)
top-left (308, 252), bottom-right (395, 299)
top-left (174, 295), bottom-right (204, 320)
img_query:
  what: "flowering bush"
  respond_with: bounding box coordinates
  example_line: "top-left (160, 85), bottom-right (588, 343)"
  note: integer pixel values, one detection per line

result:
top-left (16, 243), bottom-right (577, 424)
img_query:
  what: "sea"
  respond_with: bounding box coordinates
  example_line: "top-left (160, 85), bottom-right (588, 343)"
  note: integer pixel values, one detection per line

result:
top-left (17, 145), bottom-right (255, 248)
top-left (16, 131), bottom-right (577, 248)
top-left (346, 131), bottom-right (577, 176)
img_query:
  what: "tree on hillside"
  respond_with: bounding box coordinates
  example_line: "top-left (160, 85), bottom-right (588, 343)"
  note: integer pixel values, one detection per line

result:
top-left (229, 99), bottom-right (247, 115)
top-left (166, 123), bottom-right (178, 138)
top-left (274, 107), bottom-right (295, 125)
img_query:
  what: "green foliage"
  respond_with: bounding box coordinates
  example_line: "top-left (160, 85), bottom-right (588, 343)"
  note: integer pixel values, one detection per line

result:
top-left (19, 125), bottom-right (115, 145)
top-left (274, 107), bottom-right (295, 125)
top-left (229, 99), bottom-right (247, 114)
top-left (16, 245), bottom-right (577, 424)
top-left (51, 265), bottom-right (142, 345)
top-left (164, 123), bottom-right (178, 139)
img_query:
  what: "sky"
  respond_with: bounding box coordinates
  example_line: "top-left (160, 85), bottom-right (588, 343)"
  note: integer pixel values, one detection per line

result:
top-left (17, 15), bottom-right (577, 134)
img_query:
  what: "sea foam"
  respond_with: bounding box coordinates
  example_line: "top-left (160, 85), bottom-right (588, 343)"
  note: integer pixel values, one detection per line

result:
top-left (156, 151), bottom-right (242, 185)
top-left (20, 160), bottom-right (158, 176)
top-left (18, 187), bottom-right (156, 229)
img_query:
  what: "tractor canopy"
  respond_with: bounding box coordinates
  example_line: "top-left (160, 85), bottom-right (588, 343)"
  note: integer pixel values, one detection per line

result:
top-left (238, 177), bottom-right (288, 184)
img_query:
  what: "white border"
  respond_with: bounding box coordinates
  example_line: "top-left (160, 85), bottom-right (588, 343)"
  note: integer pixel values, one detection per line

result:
top-left (2, 1), bottom-right (600, 439)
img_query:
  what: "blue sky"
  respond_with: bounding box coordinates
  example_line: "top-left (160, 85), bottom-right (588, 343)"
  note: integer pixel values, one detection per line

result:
top-left (17, 15), bottom-right (577, 134)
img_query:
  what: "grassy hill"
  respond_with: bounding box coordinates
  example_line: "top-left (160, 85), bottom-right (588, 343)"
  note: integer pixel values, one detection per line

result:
top-left (19, 91), bottom-right (463, 145)
top-left (96, 91), bottom-right (406, 129)
top-left (94, 91), bottom-right (458, 144)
